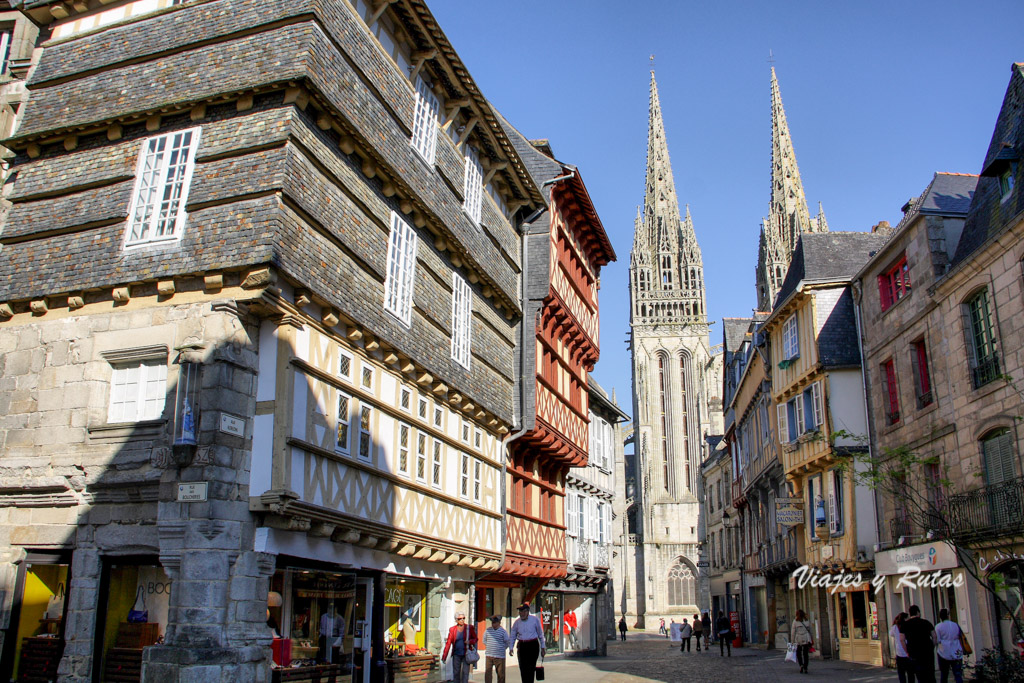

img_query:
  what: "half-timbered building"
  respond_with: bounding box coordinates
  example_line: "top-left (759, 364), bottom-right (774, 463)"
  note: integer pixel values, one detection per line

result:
top-left (474, 122), bottom-right (614, 651)
top-left (0, 0), bottom-right (545, 681)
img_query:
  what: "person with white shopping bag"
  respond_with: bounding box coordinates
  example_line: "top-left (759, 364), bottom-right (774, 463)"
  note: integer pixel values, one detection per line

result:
top-left (790, 609), bottom-right (814, 674)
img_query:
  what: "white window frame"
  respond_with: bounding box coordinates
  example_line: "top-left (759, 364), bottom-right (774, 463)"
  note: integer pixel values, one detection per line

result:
top-left (463, 144), bottom-right (484, 223)
top-left (338, 349), bottom-right (353, 382)
top-left (578, 495), bottom-right (587, 541)
top-left (828, 470), bottom-right (843, 535)
top-left (782, 314), bottom-right (800, 360)
top-left (418, 396), bottom-right (429, 422)
top-left (399, 386), bottom-right (412, 413)
top-left (361, 365), bottom-right (374, 391)
top-left (336, 390), bottom-right (352, 455)
top-left (124, 127), bottom-right (202, 248)
top-left (566, 491), bottom-right (578, 537)
top-left (357, 404), bottom-right (373, 462)
top-left (397, 423), bottom-right (411, 477)
top-left (450, 272), bottom-right (472, 369)
top-left (0, 30), bottom-right (12, 76)
top-left (433, 405), bottom-right (444, 429)
top-left (108, 359), bottom-right (168, 423)
top-left (431, 440), bottom-right (444, 489)
top-left (474, 427), bottom-right (482, 451)
top-left (593, 417), bottom-right (604, 468)
top-left (776, 403), bottom-right (789, 444)
top-left (416, 432), bottom-right (428, 483)
top-left (459, 452), bottom-right (471, 500)
top-left (461, 420), bottom-right (471, 445)
top-left (473, 459), bottom-right (482, 503)
top-left (411, 76), bottom-right (440, 163)
top-left (384, 212), bottom-right (418, 326)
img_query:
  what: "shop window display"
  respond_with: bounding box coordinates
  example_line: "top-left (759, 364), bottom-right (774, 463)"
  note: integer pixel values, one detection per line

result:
top-left (535, 593), bottom-right (562, 655)
top-left (97, 562), bottom-right (172, 682)
top-left (561, 594), bottom-right (593, 652)
top-left (268, 569), bottom-right (367, 683)
top-left (2, 556), bottom-right (69, 683)
top-left (384, 578), bottom-right (448, 683)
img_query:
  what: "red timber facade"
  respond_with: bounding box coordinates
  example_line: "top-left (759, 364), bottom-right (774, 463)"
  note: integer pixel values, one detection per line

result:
top-left (478, 124), bottom-right (615, 616)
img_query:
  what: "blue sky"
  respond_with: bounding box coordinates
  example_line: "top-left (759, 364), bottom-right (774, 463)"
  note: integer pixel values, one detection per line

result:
top-left (427, 0), bottom-right (1024, 420)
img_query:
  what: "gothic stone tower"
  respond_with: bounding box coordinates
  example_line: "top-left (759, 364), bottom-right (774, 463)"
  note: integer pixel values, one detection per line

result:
top-left (620, 71), bottom-right (720, 627)
top-left (756, 67), bottom-right (829, 311)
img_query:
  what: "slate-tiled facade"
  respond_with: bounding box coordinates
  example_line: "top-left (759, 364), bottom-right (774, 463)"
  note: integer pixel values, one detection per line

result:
top-left (0, 1), bottom-right (546, 681)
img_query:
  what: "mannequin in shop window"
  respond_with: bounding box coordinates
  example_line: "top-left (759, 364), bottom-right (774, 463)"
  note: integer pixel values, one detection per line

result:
top-left (319, 603), bottom-right (346, 663)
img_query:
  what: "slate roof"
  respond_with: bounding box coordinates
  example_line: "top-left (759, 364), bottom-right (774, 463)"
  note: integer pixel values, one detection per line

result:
top-left (951, 63), bottom-right (1024, 267)
top-left (920, 173), bottom-right (978, 215)
top-left (773, 231), bottom-right (890, 310)
top-left (818, 288), bottom-right (860, 368)
top-left (722, 317), bottom-right (752, 353)
top-left (496, 111), bottom-right (563, 192)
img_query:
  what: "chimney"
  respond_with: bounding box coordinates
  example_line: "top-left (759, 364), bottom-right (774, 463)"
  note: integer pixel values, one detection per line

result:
top-left (871, 220), bottom-right (893, 235)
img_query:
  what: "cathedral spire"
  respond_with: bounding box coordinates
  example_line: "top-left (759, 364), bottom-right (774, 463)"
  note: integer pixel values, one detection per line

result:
top-left (756, 66), bottom-right (827, 311)
top-left (769, 66), bottom-right (812, 233)
top-left (630, 70), bottom-right (707, 326)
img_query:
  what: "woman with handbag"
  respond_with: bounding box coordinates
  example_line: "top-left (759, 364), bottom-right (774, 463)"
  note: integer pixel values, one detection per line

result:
top-left (790, 610), bottom-right (814, 674)
top-left (442, 612), bottom-right (477, 683)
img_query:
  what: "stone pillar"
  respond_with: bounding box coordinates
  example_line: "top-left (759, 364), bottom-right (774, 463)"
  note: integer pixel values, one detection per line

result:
top-left (0, 547), bottom-right (27, 669)
top-left (58, 546), bottom-right (101, 681)
top-left (141, 305), bottom-right (272, 681)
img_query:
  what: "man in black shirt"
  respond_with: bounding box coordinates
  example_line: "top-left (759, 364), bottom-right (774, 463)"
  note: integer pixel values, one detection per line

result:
top-left (900, 605), bottom-right (937, 683)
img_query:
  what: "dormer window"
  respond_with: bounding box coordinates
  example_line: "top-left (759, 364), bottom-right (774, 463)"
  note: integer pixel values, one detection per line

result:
top-left (999, 164), bottom-right (1016, 201)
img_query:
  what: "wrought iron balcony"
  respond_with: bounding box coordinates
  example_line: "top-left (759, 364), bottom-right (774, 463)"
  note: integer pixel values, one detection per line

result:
top-left (889, 517), bottom-right (916, 544)
top-left (948, 476), bottom-right (1024, 542)
top-left (593, 543), bottom-right (610, 569)
top-left (971, 355), bottom-right (1000, 389)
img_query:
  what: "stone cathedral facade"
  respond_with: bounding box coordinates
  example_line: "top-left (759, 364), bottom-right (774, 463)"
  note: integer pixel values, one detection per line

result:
top-left (616, 72), bottom-right (723, 628)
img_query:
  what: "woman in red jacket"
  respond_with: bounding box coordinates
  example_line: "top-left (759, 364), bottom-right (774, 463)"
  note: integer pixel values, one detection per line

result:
top-left (442, 612), bottom-right (478, 683)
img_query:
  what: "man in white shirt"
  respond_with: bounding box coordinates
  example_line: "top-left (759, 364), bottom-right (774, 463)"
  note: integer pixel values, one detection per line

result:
top-left (934, 609), bottom-right (965, 683)
top-left (509, 603), bottom-right (545, 683)
top-left (483, 615), bottom-right (510, 683)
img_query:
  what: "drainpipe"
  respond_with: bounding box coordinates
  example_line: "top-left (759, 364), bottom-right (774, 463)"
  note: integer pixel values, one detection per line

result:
top-left (850, 282), bottom-right (879, 554)
top-left (474, 204), bottom-right (545, 594)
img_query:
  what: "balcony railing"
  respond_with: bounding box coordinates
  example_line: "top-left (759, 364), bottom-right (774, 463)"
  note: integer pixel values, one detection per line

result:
top-left (593, 544), bottom-right (610, 569)
top-left (948, 476), bottom-right (1024, 542)
top-left (971, 355), bottom-right (1001, 389)
top-left (889, 516), bottom-right (916, 544)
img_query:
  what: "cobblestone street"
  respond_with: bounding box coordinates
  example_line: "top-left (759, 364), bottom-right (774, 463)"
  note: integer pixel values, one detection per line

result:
top-left (472, 634), bottom-right (893, 683)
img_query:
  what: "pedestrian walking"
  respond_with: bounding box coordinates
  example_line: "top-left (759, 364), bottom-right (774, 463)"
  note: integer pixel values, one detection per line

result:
top-left (680, 618), bottom-right (692, 652)
top-left (442, 612), bottom-right (478, 683)
top-left (659, 617), bottom-right (667, 637)
top-left (483, 615), bottom-right (510, 683)
top-left (701, 612), bottom-right (711, 649)
top-left (691, 613), bottom-right (703, 651)
top-left (510, 603), bottom-right (545, 683)
top-left (716, 611), bottom-right (732, 657)
top-left (790, 609), bottom-right (814, 674)
top-left (935, 609), bottom-right (965, 683)
top-left (890, 612), bottom-right (915, 683)
top-left (901, 605), bottom-right (937, 683)
top-left (618, 616), bottom-right (627, 641)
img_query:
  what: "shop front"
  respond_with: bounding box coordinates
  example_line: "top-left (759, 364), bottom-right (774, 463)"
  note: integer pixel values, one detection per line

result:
top-left (267, 565), bottom-right (374, 683)
top-left (382, 575), bottom-right (457, 683)
top-left (93, 557), bottom-right (173, 683)
top-left (975, 544), bottom-right (1024, 655)
top-left (535, 592), bottom-right (562, 655)
top-left (831, 583), bottom-right (882, 666)
top-left (0, 552), bottom-right (71, 683)
top-left (876, 541), bottom-right (976, 660)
